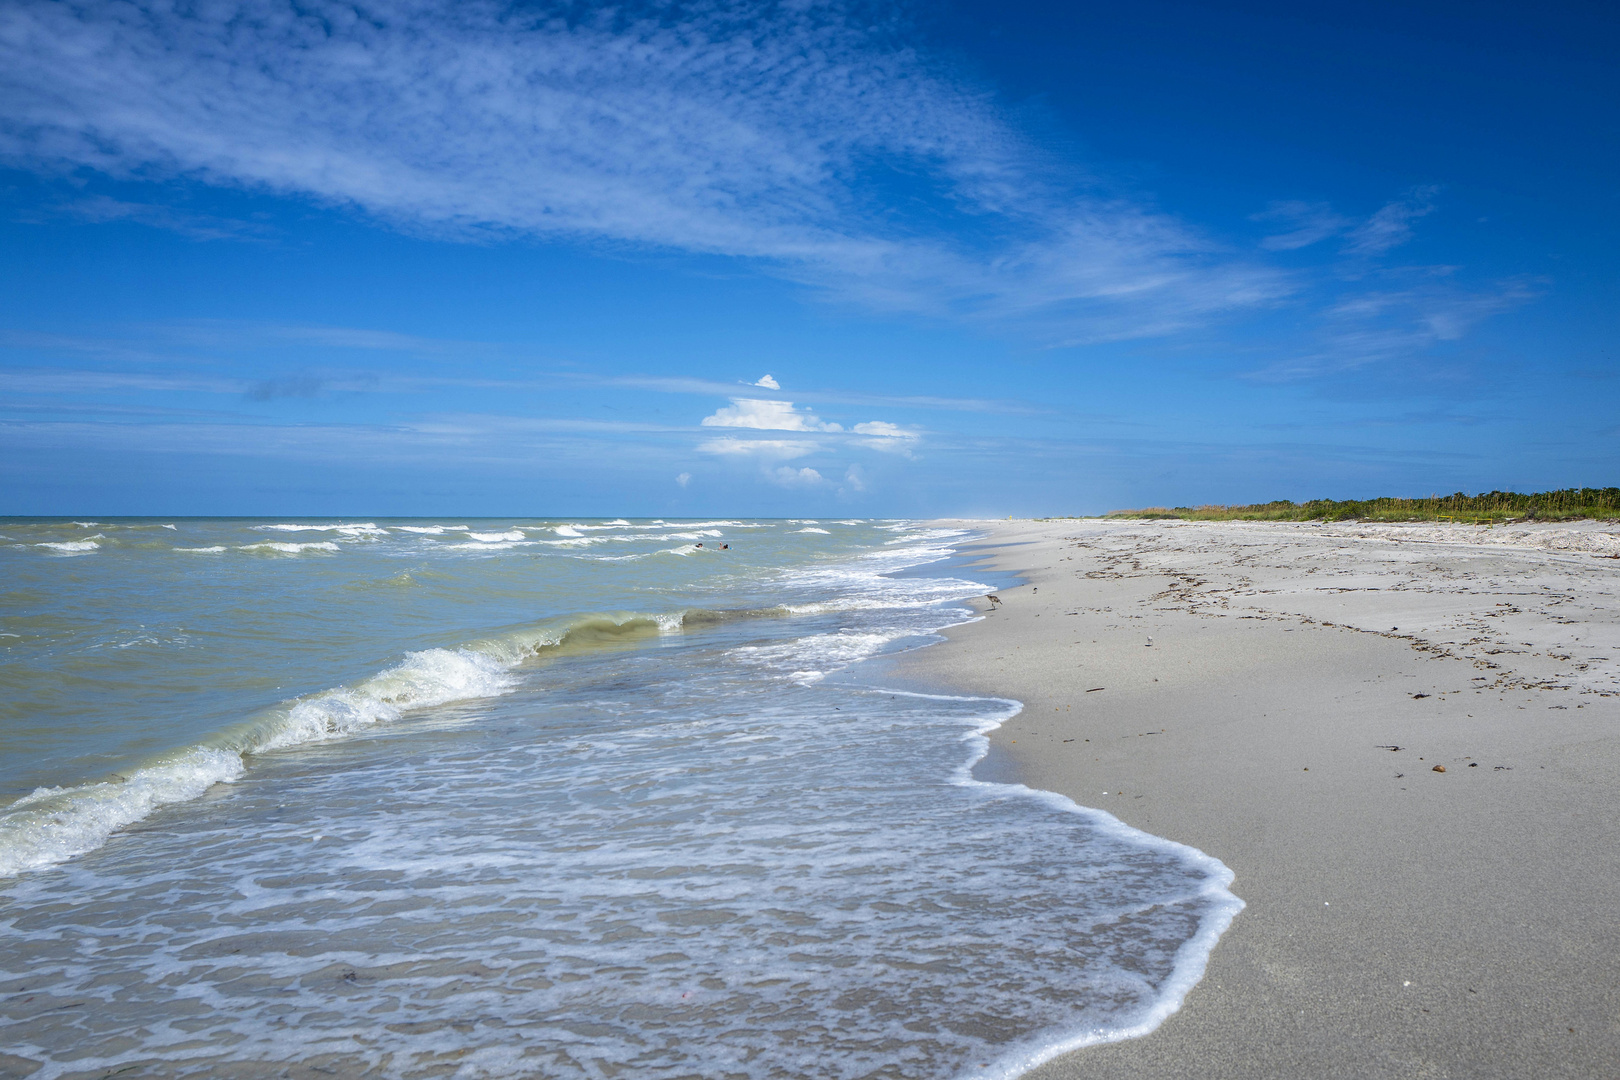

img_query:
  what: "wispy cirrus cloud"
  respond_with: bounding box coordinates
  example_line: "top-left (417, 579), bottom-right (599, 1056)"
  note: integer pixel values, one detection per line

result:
top-left (1247, 276), bottom-right (1540, 382)
top-left (32, 194), bottom-right (274, 241)
top-left (1343, 187), bottom-right (1440, 256)
top-left (1253, 188), bottom-right (1438, 257)
top-left (696, 436), bottom-right (819, 459)
top-left (1253, 201), bottom-right (1354, 252)
top-left (0, 0), bottom-right (1283, 343)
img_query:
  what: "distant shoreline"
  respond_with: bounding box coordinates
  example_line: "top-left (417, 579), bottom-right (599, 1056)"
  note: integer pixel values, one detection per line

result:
top-left (898, 517), bottom-right (1620, 1079)
top-left (1096, 486), bottom-right (1620, 524)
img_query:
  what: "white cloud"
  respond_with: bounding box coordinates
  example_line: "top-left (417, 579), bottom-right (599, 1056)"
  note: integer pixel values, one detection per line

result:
top-left (1345, 188), bottom-right (1439, 256)
top-left (51, 195), bottom-right (274, 242)
top-left (1247, 278), bottom-right (1537, 381)
top-left (842, 464), bottom-right (867, 492)
top-left (850, 420), bottom-right (916, 439)
top-left (1252, 201), bottom-right (1352, 252)
top-left (770, 466), bottom-right (824, 486)
top-left (696, 437), bottom-right (818, 459)
top-left (851, 420), bottom-right (918, 455)
top-left (699, 395), bottom-right (921, 461)
top-left (754, 375), bottom-right (780, 389)
top-left (701, 398), bottom-right (840, 432)
top-left (675, 472), bottom-right (691, 487)
top-left (0, 0), bottom-right (1285, 343)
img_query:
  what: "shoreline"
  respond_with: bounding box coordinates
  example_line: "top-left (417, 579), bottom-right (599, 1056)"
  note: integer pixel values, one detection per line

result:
top-left (896, 518), bottom-right (1620, 1079)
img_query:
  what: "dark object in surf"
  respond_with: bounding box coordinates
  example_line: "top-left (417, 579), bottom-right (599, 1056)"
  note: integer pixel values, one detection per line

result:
top-left (986, 594), bottom-right (1002, 607)
top-left (695, 543), bottom-right (702, 548)
top-left (721, 544), bottom-right (729, 549)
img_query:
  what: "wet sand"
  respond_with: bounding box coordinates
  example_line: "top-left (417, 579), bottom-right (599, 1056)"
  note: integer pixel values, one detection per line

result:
top-left (899, 519), bottom-right (1620, 1079)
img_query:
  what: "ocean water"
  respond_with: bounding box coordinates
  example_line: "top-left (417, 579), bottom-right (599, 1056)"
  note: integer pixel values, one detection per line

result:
top-left (0, 519), bottom-right (1240, 1079)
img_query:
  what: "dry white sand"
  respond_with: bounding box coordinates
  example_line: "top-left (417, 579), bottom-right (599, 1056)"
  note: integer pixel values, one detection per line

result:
top-left (897, 519), bottom-right (1620, 1079)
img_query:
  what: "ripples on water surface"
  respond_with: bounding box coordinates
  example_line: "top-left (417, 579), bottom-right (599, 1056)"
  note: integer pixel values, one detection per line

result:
top-left (0, 519), bottom-right (1239, 1078)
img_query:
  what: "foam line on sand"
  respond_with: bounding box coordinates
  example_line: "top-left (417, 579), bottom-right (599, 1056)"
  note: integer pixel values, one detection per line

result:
top-left (898, 518), bottom-right (1620, 1080)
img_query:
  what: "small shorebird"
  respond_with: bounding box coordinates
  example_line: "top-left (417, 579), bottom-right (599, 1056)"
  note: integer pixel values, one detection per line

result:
top-left (986, 594), bottom-right (1002, 607)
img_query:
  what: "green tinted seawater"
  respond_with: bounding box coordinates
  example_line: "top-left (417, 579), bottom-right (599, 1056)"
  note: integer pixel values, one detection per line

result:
top-left (0, 517), bottom-right (880, 801)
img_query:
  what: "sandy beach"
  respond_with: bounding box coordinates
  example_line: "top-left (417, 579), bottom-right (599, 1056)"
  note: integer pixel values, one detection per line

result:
top-left (897, 519), bottom-right (1620, 1079)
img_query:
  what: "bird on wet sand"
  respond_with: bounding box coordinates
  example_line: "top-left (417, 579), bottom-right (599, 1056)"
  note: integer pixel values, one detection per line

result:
top-left (986, 594), bottom-right (1002, 607)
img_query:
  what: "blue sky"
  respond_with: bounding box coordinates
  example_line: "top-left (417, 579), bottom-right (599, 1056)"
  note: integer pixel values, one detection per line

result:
top-left (1, 0), bottom-right (1614, 516)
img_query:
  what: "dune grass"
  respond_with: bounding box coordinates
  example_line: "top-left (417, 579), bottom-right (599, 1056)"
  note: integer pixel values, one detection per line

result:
top-left (1103, 488), bottom-right (1620, 524)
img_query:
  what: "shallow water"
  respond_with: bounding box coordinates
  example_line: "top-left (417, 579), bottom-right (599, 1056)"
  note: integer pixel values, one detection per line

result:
top-left (0, 519), bottom-right (1239, 1078)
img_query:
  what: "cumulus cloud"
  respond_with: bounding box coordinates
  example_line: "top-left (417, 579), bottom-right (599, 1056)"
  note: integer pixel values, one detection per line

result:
top-left (754, 375), bottom-right (780, 389)
top-left (701, 398), bottom-right (841, 432)
top-left (0, 0), bottom-right (1283, 342)
top-left (698, 391), bottom-right (920, 466)
top-left (850, 420), bottom-right (916, 439)
top-left (850, 420), bottom-right (918, 455)
top-left (675, 471), bottom-right (691, 487)
top-left (770, 466), bottom-right (824, 486)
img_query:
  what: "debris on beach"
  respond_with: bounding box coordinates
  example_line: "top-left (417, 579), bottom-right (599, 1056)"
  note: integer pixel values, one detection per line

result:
top-left (1432, 765), bottom-right (1446, 772)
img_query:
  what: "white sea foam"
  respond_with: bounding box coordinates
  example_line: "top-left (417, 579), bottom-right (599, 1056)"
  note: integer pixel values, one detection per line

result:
top-left (239, 541), bottom-right (341, 555)
top-left (0, 613), bottom-right (671, 878)
top-left (730, 628), bottom-right (912, 683)
top-left (258, 523), bottom-right (388, 536)
top-left (35, 539), bottom-right (101, 554)
top-left (0, 748), bottom-right (245, 877)
top-left (549, 521), bottom-right (636, 533)
top-left (0, 643), bottom-right (518, 877)
top-left (255, 648), bottom-right (517, 752)
top-left (395, 525), bottom-right (470, 534)
top-left (0, 620), bottom-right (1241, 1080)
top-left (174, 545), bottom-right (227, 553)
top-left (928, 688), bottom-right (1244, 1079)
top-left (641, 519), bottom-right (760, 529)
top-left (467, 530), bottom-right (526, 542)
top-left (795, 527), bottom-right (830, 533)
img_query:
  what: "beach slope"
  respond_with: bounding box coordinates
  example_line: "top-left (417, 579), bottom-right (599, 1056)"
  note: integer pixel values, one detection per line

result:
top-left (899, 519), bottom-right (1620, 1079)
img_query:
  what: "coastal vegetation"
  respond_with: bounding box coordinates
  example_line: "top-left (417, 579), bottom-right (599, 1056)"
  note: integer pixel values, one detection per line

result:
top-left (1105, 488), bottom-right (1620, 524)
